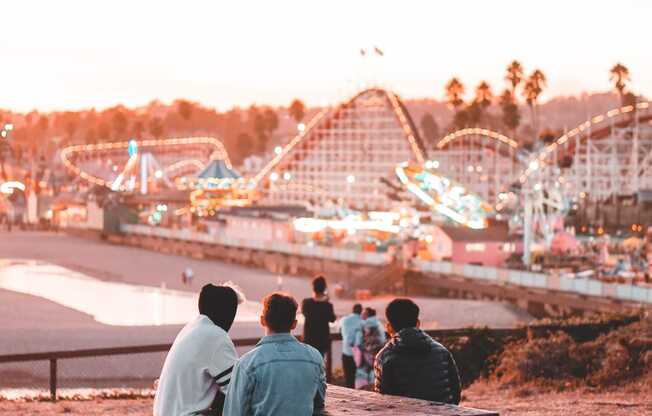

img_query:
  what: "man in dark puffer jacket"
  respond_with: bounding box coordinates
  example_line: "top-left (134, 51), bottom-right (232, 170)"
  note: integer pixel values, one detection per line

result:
top-left (374, 298), bottom-right (461, 404)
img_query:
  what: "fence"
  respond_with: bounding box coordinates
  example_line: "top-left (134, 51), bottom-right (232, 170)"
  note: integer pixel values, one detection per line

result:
top-left (121, 224), bottom-right (391, 266)
top-left (413, 259), bottom-right (652, 305)
top-left (0, 318), bottom-right (638, 402)
top-left (119, 225), bottom-right (652, 306)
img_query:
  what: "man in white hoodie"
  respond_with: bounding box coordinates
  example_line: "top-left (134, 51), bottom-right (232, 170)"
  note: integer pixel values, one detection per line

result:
top-left (154, 284), bottom-right (242, 416)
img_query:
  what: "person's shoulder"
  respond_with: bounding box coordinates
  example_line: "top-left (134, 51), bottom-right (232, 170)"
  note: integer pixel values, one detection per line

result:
top-left (234, 344), bottom-right (264, 370)
top-left (301, 342), bottom-right (325, 363)
top-left (192, 321), bottom-right (233, 347)
top-left (375, 341), bottom-right (394, 364)
top-left (428, 336), bottom-right (451, 353)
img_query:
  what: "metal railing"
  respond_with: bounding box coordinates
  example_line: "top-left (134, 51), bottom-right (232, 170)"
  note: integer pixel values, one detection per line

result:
top-left (0, 318), bottom-right (638, 401)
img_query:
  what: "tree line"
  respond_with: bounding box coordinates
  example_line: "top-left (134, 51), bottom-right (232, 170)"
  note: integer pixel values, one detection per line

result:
top-left (0, 63), bottom-right (640, 168)
top-left (419, 61), bottom-right (638, 148)
top-left (1, 98), bottom-right (308, 166)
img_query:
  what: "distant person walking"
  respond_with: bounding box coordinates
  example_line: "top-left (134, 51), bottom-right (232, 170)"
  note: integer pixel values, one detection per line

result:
top-left (339, 303), bottom-right (363, 388)
top-left (374, 298), bottom-right (461, 404)
top-left (301, 275), bottom-right (336, 357)
top-left (181, 267), bottom-right (194, 286)
top-left (154, 283), bottom-right (242, 416)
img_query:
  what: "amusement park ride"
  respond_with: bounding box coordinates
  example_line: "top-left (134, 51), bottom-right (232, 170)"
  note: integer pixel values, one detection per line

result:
top-left (59, 88), bottom-right (652, 265)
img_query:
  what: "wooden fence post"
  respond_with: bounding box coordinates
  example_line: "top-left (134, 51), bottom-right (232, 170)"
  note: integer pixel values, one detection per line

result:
top-left (49, 358), bottom-right (57, 402)
top-left (326, 341), bottom-right (333, 382)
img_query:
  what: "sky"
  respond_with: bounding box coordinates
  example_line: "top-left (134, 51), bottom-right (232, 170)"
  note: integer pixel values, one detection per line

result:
top-left (2, 0), bottom-right (651, 112)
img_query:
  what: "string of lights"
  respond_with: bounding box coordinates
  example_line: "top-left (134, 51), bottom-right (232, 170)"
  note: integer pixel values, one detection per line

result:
top-left (437, 128), bottom-right (519, 150)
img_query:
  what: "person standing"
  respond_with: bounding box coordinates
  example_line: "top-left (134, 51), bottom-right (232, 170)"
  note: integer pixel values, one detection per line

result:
top-left (154, 283), bottom-right (242, 416)
top-left (354, 307), bottom-right (385, 389)
top-left (224, 292), bottom-right (327, 416)
top-left (374, 298), bottom-right (461, 404)
top-left (361, 307), bottom-right (386, 344)
top-left (339, 303), bottom-right (363, 388)
top-left (301, 275), bottom-right (336, 356)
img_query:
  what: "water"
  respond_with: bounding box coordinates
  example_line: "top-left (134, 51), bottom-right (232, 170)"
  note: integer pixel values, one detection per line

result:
top-left (0, 260), bottom-right (261, 326)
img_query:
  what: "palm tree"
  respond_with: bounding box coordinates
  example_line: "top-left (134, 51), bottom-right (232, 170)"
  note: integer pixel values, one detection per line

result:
top-left (499, 89), bottom-right (520, 137)
top-left (609, 63), bottom-right (630, 105)
top-left (505, 60), bottom-right (524, 97)
top-left (475, 81), bottom-right (493, 109)
top-left (523, 69), bottom-right (547, 138)
top-left (444, 77), bottom-right (465, 112)
top-left (464, 81), bottom-right (493, 126)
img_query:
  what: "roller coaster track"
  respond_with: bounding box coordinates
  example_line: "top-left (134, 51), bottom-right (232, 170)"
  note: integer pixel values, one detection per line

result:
top-left (60, 137), bottom-right (231, 190)
top-left (519, 101), bottom-right (652, 184)
top-left (252, 88), bottom-right (426, 187)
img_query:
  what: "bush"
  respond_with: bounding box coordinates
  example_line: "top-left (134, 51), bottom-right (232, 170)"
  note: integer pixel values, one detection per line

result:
top-left (491, 316), bottom-right (652, 390)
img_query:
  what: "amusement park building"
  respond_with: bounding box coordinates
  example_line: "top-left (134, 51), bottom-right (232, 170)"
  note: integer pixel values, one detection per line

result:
top-left (253, 88), bottom-right (427, 211)
top-left (427, 224), bottom-right (521, 267)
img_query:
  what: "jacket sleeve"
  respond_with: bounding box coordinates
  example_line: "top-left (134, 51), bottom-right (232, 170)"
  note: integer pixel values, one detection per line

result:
top-left (374, 350), bottom-right (394, 395)
top-left (301, 299), bottom-right (310, 318)
top-left (208, 339), bottom-right (238, 395)
top-left (222, 361), bottom-right (253, 416)
top-left (313, 355), bottom-right (327, 410)
top-left (328, 303), bottom-right (336, 323)
top-left (446, 351), bottom-right (462, 405)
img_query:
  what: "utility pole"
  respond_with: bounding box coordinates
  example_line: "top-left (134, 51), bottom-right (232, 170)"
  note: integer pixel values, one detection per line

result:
top-left (522, 189), bottom-right (533, 267)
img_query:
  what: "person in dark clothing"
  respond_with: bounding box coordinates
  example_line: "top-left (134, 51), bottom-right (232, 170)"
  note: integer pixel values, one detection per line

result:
top-left (374, 298), bottom-right (461, 404)
top-left (301, 275), bottom-right (337, 356)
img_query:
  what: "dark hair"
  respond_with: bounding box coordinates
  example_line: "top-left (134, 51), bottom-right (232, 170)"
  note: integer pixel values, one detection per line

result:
top-left (198, 284), bottom-right (239, 332)
top-left (263, 292), bottom-right (298, 333)
top-left (312, 275), bottom-right (327, 294)
top-left (364, 307), bottom-right (376, 317)
top-left (385, 298), bottom-right (419, 331)
top-left (352, 303), bottom-right (363, 314)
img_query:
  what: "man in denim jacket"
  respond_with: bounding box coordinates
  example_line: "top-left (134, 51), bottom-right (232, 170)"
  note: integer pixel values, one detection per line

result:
top-left (224, 292), bottom-right (326, 416)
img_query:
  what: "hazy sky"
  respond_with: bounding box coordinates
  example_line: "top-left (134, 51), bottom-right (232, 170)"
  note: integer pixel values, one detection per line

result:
top-left (2, 0), bottom-right (650, 112)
